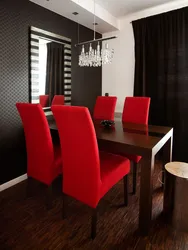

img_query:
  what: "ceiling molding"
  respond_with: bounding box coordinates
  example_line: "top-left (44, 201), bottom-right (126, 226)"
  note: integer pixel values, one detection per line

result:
top-left (70, 0), bottom-right (119, 30)
top-left (29, 0), bottom-right (119, 34)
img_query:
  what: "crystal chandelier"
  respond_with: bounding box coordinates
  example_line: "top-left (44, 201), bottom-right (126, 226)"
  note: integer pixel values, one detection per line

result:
top-left (75, 0), bottom-right (117, 67)
top-left (79, 42), bottom-right (114, 67)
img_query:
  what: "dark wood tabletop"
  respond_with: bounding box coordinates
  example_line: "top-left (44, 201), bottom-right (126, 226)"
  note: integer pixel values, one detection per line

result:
top-left (48, 117), bottom-right (173, 236)
top-left (94, 121), bottom-right (172, 153)
top-left (49, 118), bottom-right (172, 156)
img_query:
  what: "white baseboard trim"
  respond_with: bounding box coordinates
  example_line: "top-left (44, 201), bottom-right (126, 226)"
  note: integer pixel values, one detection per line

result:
top-left (0, 174), bottom-right (28, 192)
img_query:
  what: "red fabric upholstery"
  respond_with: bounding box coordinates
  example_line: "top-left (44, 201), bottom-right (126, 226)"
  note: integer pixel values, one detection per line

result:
top-left (126, 155), bottom-right (141, 164)
top-left (39, 95), bottom-right (49, 108)
top-left (52, 105), bottom-right (130, 208)
top-left (100, 151), bottom-right (130, 198)
top-left (122, 97), bottom-right (151, 163)
top-left (16, 103), bottom-right (62, 185)
top-left (93, 96), bottom-right (117, 121)
top-left (122, 97), bottom-right (150, 125)
top-left (51, 95), bottom-right (64, 106)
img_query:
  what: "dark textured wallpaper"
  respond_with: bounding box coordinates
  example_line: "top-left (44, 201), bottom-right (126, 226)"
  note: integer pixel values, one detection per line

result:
top-left (0, 0), bottom-right (102, 184)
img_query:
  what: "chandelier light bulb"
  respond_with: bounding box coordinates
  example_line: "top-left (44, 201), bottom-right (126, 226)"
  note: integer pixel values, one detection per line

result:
top-left (89, 43), bottom-right (92, 52)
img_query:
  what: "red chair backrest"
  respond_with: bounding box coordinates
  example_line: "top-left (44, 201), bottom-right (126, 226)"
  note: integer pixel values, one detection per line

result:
top-left (16, 103), bottom-right (54, 185)
top-left (52, 106), bottom-right (101, 208)
top-left (39, 95), bottom-right (49, 107)
top-left (93, 96), bottom-right (117, 121)
top-left (122, 97), bottom-right (151, 125)
top-left (51, 95), bottom-right (64, 106)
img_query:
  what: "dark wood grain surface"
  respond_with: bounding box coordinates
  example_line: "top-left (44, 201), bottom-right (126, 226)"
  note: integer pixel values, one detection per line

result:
top-left (49, 119), bottom-right (172, 155)
top-left (1, 163), bottom-right (188, 250)
top-left (48, 118), bottom-right (173, 236)
top-left (49, 119), bottom-right (172, 148)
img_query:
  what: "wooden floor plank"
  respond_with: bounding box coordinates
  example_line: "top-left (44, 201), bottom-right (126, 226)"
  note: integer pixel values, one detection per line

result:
top-left (0, 163), bottom-right (188, 249)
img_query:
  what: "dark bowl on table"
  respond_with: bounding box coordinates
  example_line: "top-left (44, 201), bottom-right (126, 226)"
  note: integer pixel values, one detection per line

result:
top-left (100, 120), bottom-right (115, 128)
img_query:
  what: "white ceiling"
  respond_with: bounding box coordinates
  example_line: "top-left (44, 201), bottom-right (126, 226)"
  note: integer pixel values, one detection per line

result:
top-left (30, 0), bottom-right (184, 34)
top-left (30, 0), bottom-right (118, 34)
top-left (95, 0), bottom-right (175, 17)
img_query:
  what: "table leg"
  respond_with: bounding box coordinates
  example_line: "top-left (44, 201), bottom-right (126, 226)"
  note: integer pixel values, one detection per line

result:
top-left (139, 153), bottom-right (155, 236)
top-left (162, 136), bottom-right (173, 184)
top-left (163, 135), bottom-right (173, 214)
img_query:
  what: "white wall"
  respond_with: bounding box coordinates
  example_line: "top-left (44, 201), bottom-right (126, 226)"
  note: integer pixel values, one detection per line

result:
top-left (102, 24), bottom-right (134, 113)
top-left (102, 0), bottom-right (188, 113)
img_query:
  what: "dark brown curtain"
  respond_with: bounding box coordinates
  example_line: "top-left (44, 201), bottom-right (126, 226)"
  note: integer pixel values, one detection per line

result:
top-left (133, 7), bottom-right (188, 162)
top-left (45, 42), bottom-right (64, 105)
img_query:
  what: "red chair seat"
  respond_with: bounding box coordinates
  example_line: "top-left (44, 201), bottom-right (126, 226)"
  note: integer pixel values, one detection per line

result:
top-left (16, 103), bottom-right (62, 186)
top-left (93, 96), bottom-right (117, 121)
top-left (122, 97), bottom-right (150, 164)
top-left (51, 105), bottom-right (130, 238)
top-left (52, 105), bottom-right (130, 209)
top-left (124, 154), bottom-right (142, 164)
top-left (100, 151), bottom-right (130, 198)
top-left (52, 95), bottom-right (64, 106)
top-left (39, 95), bottom-right (49, 108)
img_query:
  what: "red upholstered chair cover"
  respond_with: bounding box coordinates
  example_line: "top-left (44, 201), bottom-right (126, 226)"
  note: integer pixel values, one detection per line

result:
top-left (52, 105), bottom-right (130, 208)
top-left (122, 97), bottom-right (150, 125)
top-left (93, 96), bottom-right (117, 121)
top-left (122, 97), bottom-right (151, 163)
top-left (16, 103), bottom-right (61, 185)
top-left (51, 95), bottom-right (64, 106)
top-left (39, 95), bottom-right (49, 108)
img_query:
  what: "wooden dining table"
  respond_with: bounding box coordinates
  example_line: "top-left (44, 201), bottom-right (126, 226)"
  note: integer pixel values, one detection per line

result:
top-left (48, 117), bottom-right (173, 236)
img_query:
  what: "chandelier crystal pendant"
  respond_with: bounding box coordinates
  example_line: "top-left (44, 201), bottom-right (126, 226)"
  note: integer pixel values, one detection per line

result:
top-left (75, 0), bottom-right (116, 67)
top-left (79, 42), bottom-right (114, 67)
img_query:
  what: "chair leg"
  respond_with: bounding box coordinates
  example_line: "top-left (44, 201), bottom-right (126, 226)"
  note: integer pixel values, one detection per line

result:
top-left (123, 175), bottom-right (128, 206)
top-left (132, 162), bottom-right (137, 195)
top-left (91, 208), bottom-right (97, 239)
top-left (45, 184), bottom-right (52, 210)
top-left (62, 193), bottom-right (67, 219)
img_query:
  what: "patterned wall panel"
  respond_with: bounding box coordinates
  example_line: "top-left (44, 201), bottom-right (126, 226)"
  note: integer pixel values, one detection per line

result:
top-left (30, 27), bottom-right (72, 105)
top-left (0, 0), bottom-right (102, 184)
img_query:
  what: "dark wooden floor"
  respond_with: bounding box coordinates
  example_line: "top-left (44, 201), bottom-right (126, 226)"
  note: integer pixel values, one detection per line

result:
top-left (0, 163), bottom-right (188, 250)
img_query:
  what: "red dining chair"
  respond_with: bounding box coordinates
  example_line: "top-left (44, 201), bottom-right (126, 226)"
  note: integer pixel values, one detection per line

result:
top-left (51, 95), bottom-right (65, 106)
top-left (16, 103), bottom-right (62, 208)
top-left (52, 105), bottom-right (130, 239)
top-left (122, 97), bottom-right (151, 194)
top-left (93, 96), bottom-right (117, 121)
top-left (39, 95), bottom-right (49, 107)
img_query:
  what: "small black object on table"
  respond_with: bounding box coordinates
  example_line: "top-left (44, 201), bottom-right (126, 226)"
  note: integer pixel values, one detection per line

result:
top-left (100, 120), bottom-right (115, 128)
